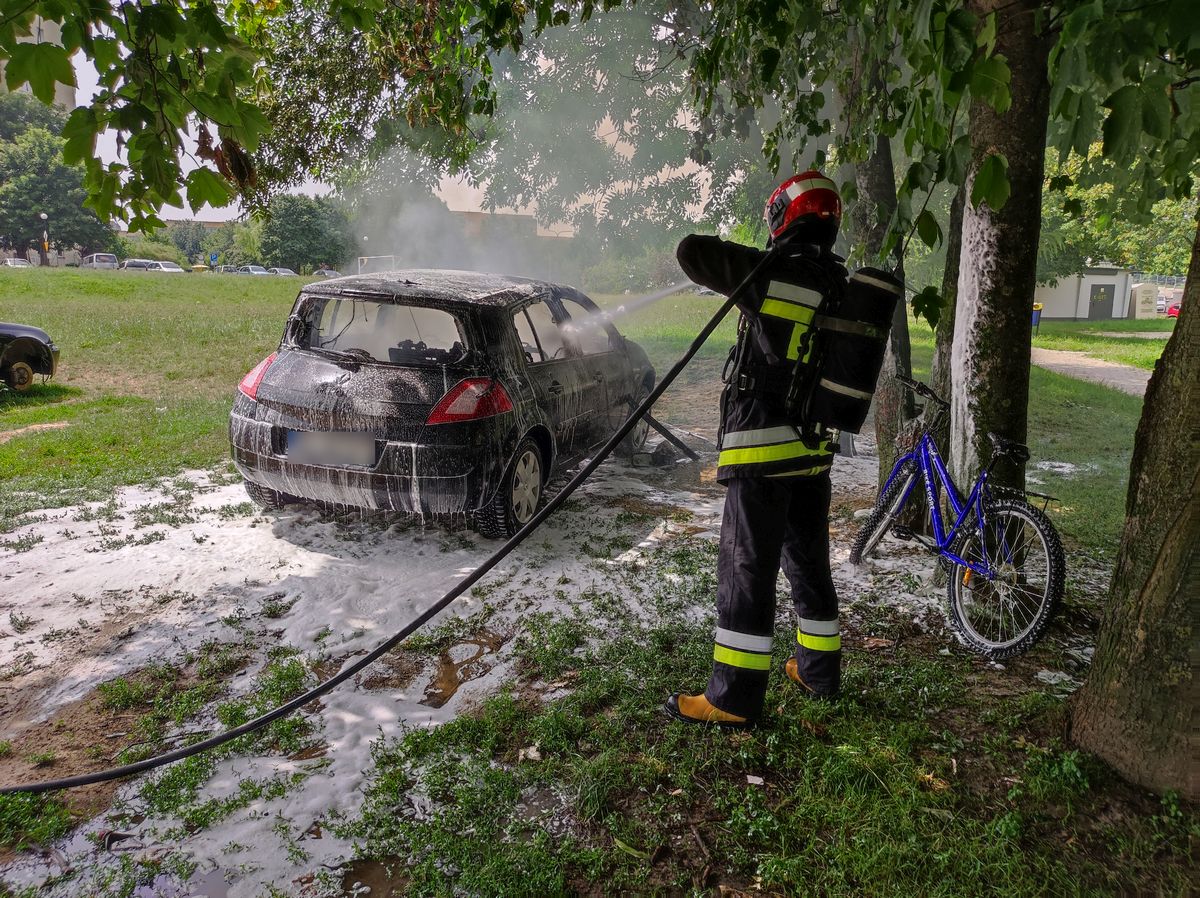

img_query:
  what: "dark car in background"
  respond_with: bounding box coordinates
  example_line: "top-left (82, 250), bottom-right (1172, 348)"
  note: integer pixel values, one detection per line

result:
top-left (230, 270), bottom-right (655, 537)
top-left (1, 322), bottom-right (59, 392)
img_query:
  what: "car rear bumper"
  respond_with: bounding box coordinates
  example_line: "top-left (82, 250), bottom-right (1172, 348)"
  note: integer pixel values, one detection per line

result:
top-left (229, 410), bottom-right (500, 514)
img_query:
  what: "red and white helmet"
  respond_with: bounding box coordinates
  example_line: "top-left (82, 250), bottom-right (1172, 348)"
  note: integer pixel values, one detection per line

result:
top-left (764, 171), bottom-right (841, 245)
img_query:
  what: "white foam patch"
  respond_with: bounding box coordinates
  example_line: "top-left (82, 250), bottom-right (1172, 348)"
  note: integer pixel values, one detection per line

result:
top-left (2, 436), bottom-right (949, 896)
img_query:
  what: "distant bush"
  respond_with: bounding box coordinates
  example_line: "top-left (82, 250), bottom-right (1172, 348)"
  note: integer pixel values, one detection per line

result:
top-left (581, 245), bottom-right (683, 293)
top-left (119, 234), bottom-right (190, 267)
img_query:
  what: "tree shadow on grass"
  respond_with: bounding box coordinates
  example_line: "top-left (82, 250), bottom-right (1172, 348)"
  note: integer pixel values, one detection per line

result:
top-left (0, 383), bottom-right (84, 412)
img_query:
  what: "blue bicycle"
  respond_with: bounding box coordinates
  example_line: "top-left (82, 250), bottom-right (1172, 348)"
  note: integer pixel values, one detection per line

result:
top-left (850, 376), bottom-right (1065, 659)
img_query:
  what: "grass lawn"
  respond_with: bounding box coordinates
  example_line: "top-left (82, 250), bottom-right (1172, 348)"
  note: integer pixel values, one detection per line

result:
top-left (1, 273), bottom-right (1194, 895)
top-left (1031, 317), bottom-right (1175, 370)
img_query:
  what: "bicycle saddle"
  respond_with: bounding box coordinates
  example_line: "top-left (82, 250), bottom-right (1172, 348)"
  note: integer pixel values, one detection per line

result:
top-left (987, 432), bottom-right (1030, 462)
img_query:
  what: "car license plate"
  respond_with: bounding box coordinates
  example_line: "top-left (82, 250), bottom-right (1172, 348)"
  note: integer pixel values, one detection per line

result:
top-left (287, 431), bottom-right (377, 467)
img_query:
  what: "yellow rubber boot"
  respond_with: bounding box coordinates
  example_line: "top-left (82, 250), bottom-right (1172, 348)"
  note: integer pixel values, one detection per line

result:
top-left (784, 658), bottom-right (837, 700)
top-left (664, 692), bottom-right (753, 729)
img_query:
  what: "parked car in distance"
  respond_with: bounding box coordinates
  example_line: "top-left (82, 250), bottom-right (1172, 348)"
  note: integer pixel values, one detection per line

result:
top-left (147, 260), bottom-right (185, 273)
top-left (268, 267), bottom-right (298, 276)
top-left (217, 265), bottom-right (239, 273)
top-left (313, 268), bottom-right (341, 278)
top-left (120, 258), bottom-right (152, 271)
top-left (2, 258), bottom-right (33, 268)
top-left (1167, 303), bottom-right (1180, 318)
top-left (230, 269), bottom-right (655, 537)
top-left (238, 265), bottom-right (271, 276)
top-left (81, 253), bottom-right (119, 269)
top-left (0, 322), bottom-right (59, 391)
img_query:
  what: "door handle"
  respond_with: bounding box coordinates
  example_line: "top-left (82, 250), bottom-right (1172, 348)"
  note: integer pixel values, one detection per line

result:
top-left (548, 381), bottom-right (564, 394)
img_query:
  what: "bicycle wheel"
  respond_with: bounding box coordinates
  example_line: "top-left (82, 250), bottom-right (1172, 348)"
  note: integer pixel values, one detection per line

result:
top-left (946, 499), bottom-right (1065, 659)
top-left (849, 458), bottom-right (917, 564)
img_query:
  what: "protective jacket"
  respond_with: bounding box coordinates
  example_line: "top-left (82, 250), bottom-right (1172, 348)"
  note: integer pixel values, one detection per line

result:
top-left (675, 235), bottom-right (850, 482)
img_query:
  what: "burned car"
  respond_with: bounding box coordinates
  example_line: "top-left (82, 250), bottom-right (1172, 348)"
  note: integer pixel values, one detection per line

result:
top-left (1, 322), bottom-right (59, 392)
top-left (230, 270), bottom-right (655, 537)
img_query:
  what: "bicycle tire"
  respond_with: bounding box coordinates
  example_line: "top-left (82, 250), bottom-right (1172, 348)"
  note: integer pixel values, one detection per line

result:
top-left (849, 458), bottom-right (918, 564)
top-left (945, 499), bottom-right (1065, 659)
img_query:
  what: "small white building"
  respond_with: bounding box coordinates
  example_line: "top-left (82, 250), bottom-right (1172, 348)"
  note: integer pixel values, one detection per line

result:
top-left (1034, 265), bottom-right (1135, 321)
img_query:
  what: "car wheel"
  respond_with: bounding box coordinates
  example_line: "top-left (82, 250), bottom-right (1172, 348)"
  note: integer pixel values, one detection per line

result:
top-left (244, 479), bottom-right (297, 510)
top-left (2, 361), bottom-right (34, 392)
top-left (476, 438), bottom-right (543, 539)
top-left (615, 382), bottom-right (653, 458)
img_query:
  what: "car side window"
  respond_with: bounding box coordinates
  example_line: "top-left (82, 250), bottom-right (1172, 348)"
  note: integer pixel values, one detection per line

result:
top-left (524, 301), bottom-right (567, 360)
top-left (559, 297), bottom-right (613, 355)
top-left (513, 309), bottom-right (544, 363)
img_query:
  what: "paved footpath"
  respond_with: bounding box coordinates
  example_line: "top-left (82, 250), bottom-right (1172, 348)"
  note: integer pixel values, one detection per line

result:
top-left (1030, 347), bottom-right (1152, 397)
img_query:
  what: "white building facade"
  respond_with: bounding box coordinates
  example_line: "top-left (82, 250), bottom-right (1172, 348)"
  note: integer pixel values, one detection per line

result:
top-left (1033, 266), bottom-right (1135, 321)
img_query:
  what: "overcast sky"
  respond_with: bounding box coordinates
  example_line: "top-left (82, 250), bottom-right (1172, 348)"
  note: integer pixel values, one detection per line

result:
top-left (72, 55), bottom-right (490, 225)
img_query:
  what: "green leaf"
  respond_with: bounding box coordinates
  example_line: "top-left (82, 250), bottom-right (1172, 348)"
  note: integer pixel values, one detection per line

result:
top-left (943, 9), bottom-right (977, 71)
top-left (760, 47), bottom-right (781, 83)
top-left (911, 285), bottom-right (942, 328)
top-left (61, 107), bottom-right (99, 165)
top-left (969, 55), bottom-right (1011, 115)
top-left (612, 836), bottom-right (650, 859)
top-left (1062, 198), bottom-right (1084, 217)
top-left (1047, 175), bottom-right (1072, 192)
top-left (970, 153), bottom-right (1010, 211)
top-left (1141, 83), bottom-right (1170, 140)
top-left (1101, 84), bottom-right (1142, 162)
top-left (4, 42), bottom-right (76, 105)
top-left (916, 210), bottom-right (941, 248)
top-left (976, 12), bottom-right (997, 54)
top-left (184, 168), bottom-right (235, 212)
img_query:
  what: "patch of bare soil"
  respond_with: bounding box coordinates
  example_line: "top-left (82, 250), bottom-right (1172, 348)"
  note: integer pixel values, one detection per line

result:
top-left (602, 494), bottom-right (696, 520)
top-left (353, 649), bottom-right (422, 692)
top-left (0, 596), bottom-right (181, 741)
top-left (0, 685), bottom-right (152, 865)
top-left (0, 421), bottom-right (70, 444)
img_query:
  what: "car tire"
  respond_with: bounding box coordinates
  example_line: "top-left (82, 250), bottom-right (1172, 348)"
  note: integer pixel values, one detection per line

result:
top-left (244, 479), bottom-right (297, 510)
top-left (2, 361), bottom-right (34, 392)
top-left (476, 438), bottom-right (543, 539)
top-left (615, 382), bottom-right (653, 459)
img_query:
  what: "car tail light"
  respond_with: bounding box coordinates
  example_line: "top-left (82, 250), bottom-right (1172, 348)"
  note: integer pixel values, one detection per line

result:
top-left (238, 352), bottom-right (277, 400)
top-left (426, 378), bottom-right (514, 424)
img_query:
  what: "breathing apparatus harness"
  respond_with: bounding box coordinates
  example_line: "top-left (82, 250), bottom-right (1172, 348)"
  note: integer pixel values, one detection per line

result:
top-left (723, 242), bottom-right (902, 440)
top-left (2, 250), bottom-right (782, 797)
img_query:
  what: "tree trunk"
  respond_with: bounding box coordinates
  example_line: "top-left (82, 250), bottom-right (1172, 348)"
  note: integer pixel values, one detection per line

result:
top-left (949, 0), bottom-right (1052, 492)
top-left (1070, 206), bottom-right (1200, 800)
top-left (850, 132), bottom-right (915, 489)
top-left (917, 186), bottom-right (966, 548)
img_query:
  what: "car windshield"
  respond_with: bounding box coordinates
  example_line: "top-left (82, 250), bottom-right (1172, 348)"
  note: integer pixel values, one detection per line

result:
top-left (95, 254), bottom-right (116, 263)
top-left (159, 262), bottom-right (182, 270)
top-left (303, 297), bottom-right (467, 364)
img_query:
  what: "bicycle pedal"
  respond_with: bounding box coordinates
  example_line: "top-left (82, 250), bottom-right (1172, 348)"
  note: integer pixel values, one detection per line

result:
top-left (891, 525), bottom-right (915, 541)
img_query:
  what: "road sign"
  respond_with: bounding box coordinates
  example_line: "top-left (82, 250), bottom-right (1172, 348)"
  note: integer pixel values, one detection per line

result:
top-left (210, 252), bottom-right (219, 264)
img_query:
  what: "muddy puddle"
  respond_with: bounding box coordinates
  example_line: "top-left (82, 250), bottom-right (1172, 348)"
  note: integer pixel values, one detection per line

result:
top-left (340, 858), bottom-right (408, 896)
top-left (420, 630), bottom-right (507, 708)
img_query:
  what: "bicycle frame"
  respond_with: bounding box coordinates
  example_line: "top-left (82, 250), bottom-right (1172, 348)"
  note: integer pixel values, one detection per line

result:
top-left (879, 430), bottom-right (998, 579)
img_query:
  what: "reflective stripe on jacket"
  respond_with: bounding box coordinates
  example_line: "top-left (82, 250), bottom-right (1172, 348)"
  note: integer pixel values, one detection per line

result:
top-left (676, 235), bottom-right (846, 481)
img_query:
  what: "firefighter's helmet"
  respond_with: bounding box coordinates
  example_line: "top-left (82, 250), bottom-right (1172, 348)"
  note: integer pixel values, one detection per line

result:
top-left (765, 171), bottom-right (841, 246)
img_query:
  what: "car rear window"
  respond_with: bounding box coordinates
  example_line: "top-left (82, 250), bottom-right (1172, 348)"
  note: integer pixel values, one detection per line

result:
top-left (306, 297), bottom-right (467, 364)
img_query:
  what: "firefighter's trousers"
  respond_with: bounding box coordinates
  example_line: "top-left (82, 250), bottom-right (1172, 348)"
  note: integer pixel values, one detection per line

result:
top-left (705, 474), bottom-right (840, 719)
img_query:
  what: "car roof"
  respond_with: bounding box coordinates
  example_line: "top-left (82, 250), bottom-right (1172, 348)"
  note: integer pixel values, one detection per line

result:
top-left (300, 268), bottom-right (558, 310)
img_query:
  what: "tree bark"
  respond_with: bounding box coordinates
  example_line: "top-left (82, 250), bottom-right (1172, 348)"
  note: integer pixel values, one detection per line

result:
top-left (1070, 204), bottom-right (1200, 800)
top-left (860, 133), bottom-right (916, 489)
top-left (949, 0), bottom-right (1052, 492)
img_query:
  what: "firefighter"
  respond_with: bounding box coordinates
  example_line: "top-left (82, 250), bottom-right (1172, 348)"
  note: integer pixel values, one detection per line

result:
top-left (665, 171), bottom-right (848, 728)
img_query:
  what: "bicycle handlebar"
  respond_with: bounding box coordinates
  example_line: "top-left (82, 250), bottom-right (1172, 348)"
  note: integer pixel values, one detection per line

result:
top-left (896, 374), bottom-right (949, 408)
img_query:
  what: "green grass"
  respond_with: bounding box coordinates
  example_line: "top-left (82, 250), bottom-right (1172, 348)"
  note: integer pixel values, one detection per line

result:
top-left (1032, 318), bottom-right (1174, 370)
top-left (333, 541), bottom-right (1195, 897)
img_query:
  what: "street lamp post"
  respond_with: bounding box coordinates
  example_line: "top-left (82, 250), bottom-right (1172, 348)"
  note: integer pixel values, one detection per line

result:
top-left (38, 212), bottom-right (49, 267)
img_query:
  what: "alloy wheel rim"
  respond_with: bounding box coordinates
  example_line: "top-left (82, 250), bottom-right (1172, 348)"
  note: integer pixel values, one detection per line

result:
top-left (511, 450), bottom-right (541, 523)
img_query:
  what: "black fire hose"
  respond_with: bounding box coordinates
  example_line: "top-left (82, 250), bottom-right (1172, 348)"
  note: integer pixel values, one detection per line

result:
top-left (3, 250), bottom-right (776, 796)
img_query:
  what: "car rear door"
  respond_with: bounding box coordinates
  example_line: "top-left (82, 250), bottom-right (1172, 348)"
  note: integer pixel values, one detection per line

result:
top-left (515, 298), bottom-right (590, 454)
